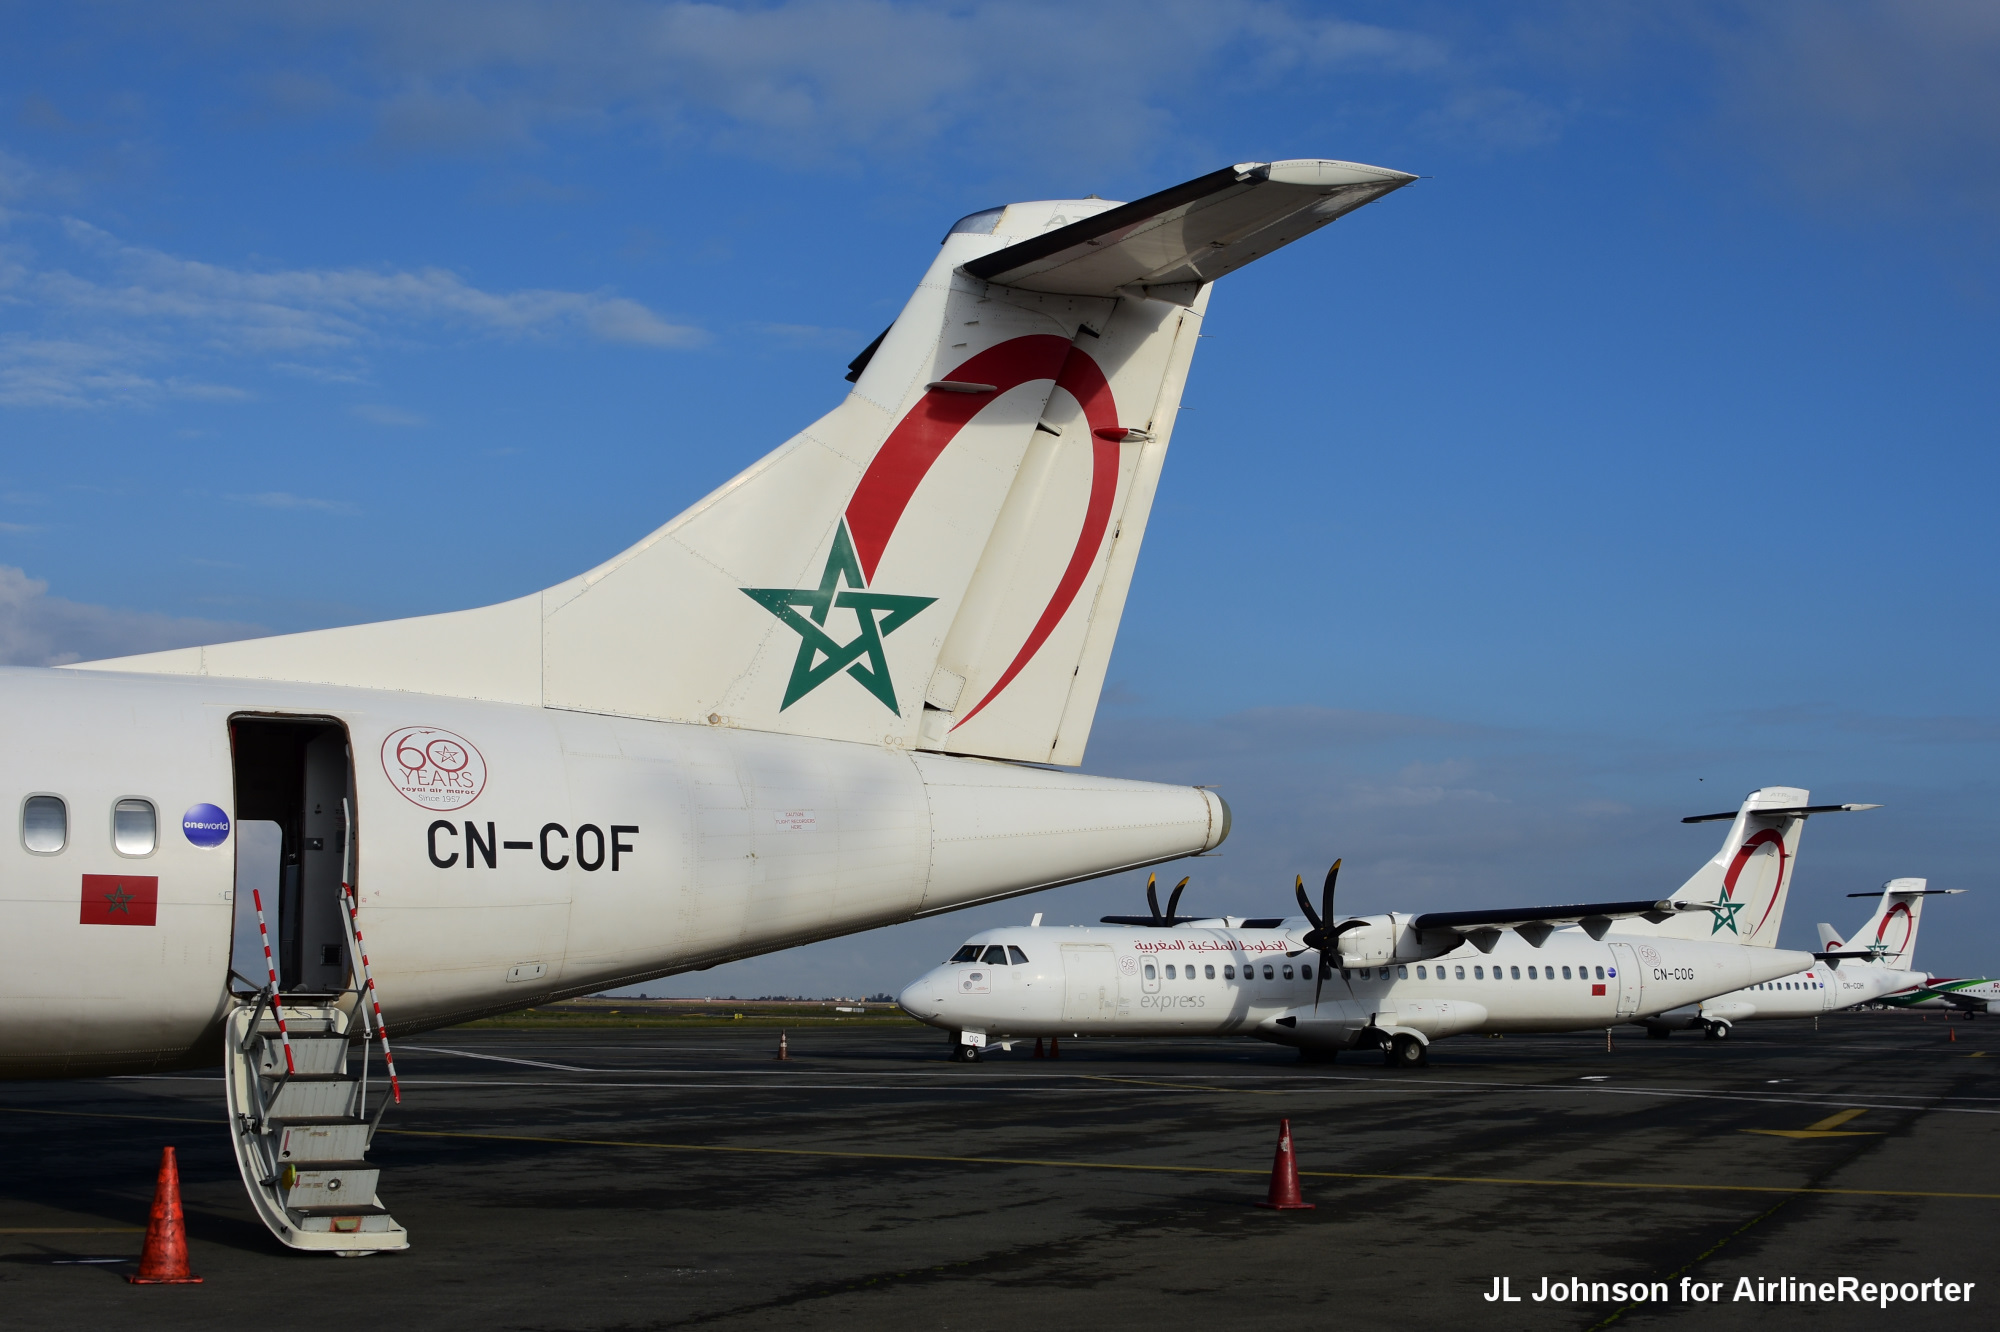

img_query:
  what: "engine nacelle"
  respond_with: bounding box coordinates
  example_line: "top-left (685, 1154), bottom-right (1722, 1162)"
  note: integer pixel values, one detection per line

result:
top-left (1332, 913), bottom-right (1460, 968)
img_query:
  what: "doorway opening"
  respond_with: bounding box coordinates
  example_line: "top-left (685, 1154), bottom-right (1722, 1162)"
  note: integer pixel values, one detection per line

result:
top-left (230, 716), bottom-right (355, 995)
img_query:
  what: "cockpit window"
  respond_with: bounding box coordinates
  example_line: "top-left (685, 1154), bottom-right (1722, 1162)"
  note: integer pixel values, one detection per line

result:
top-left (980, 945), bottom-right (1008, 965)
top-left (950, 945), bottom-right (981, 963)
top-left (1007, 946), bottom-right (1029, 965)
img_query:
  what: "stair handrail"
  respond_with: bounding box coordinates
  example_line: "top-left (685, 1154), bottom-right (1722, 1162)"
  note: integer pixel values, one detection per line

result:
top-left (247, 889), bottom-right (295, 1075)
top-left (341, 798), bottom-right (402, 1105)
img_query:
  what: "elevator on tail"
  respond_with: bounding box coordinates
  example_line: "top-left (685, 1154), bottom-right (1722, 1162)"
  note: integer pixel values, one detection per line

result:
top-left (898, 788), bottom-right (1875, 1065)
top-left (1, 157), bottom-right (1415, 1250)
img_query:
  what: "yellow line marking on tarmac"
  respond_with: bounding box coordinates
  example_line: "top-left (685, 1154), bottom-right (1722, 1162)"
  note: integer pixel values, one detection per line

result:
top-left (1075, 1074), bottom-right (1277, 1096)
top-left (1744, 1107), bottom-right (1878, 1139)
top-left (8, 1104), bottom-right (1990, 1201)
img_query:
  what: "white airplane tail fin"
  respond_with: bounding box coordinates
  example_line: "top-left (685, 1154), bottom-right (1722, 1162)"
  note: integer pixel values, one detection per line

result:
top-left (1613, 788), bottom-right (1878, 947)
top-left (1841, 878), bottom-right (1959, 968)
top-left (76, 160), bottom-right (1414, 763)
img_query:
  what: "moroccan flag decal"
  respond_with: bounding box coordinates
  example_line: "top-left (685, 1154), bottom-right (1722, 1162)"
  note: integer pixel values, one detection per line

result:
top-left (80, 875), bottom-right (159, 927)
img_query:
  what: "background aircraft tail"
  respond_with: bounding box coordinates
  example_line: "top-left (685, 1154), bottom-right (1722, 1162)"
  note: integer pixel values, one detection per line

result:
top-left (77, 160), bottom-right (1413, 765)
top-left (1834, 878), bottom-right (1958, 969)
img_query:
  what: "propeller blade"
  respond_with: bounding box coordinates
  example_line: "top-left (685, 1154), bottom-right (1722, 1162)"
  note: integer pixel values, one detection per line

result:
top-left (1321, 859), bottom-right (1341, 938)
top-left (1165, 877), bottom-right (1188, 921)
top-left (1145, 873), bottom-right (1161, 923)
top-left (1294, 875), bottom-right (1323, 929)
top-left (1313, 962), bottom-right (1326, 1012)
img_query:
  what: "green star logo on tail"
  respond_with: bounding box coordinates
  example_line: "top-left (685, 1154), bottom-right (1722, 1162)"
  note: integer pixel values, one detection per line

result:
top-left (742, 524), bottom-right (935, 714)
top-left (1708, 898), bottom-right (1745, 935)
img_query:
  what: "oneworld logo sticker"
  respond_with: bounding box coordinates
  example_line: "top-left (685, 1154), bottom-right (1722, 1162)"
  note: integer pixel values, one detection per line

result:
top-left (182, 803), bottom-right (231, 848)
top-left (382, 727), bottom-right (487, 810)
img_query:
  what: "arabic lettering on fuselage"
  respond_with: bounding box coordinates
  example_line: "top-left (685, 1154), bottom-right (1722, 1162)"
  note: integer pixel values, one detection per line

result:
top-left (1130, 936), bottom-right (1294, 955)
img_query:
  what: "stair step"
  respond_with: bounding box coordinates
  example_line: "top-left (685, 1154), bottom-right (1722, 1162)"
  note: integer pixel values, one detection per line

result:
top-left (296, 1212), bottom-right (403, 1235)
top-left (264, 1079), bottom-right (363, 1119)
top-left (289, 1203), bottom-right (393, 1218)
top-left (277, 1163), bottom-right (381, 1210)
top-left (274, 1120), bottom-right (371, 1162)
top-left (251, 1034), bottom-right (348, 1077)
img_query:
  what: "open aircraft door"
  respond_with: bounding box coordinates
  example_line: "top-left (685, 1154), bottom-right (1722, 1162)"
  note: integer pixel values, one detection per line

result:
top-left (1060, 944), bottom-right (1120, 1022)
top-left (1608, 943), bottom-right (1643, 1019)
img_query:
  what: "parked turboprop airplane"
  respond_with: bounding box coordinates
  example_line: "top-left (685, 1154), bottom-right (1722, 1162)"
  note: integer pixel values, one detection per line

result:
top-left (1634, 878), bottom-right (1953, 1039)
top-left (898, 788), bottom-right (1870, 1065)
top-left (1890, 975), bottom-right (2000, 1016)
top-left (1, 158), bottom-right (1418, 1252)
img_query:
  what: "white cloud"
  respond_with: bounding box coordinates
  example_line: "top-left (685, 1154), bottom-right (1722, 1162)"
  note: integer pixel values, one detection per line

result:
top-left (1688, 0), bottom-right (2000, 218)
top-left (230, 491), bottom-right (358, 515)
top-left (131, 1), bottom-right (1461, 171)
top-left (0, 204), bottom-right (705, 408)
top-left (0, 565), bottom-right (258, 665)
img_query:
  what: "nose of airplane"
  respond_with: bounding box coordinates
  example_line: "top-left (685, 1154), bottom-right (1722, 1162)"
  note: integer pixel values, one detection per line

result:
top-left (898, 972), bottom-right (945, 1022)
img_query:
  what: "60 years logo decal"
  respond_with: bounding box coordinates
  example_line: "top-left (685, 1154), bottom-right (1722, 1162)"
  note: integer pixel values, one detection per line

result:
top-left (382, 726), bottom-right (487, 810)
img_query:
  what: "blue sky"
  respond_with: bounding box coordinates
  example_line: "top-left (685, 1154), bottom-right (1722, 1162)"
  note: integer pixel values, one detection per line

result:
top-left (4, 2), bottom-right (1997, 993)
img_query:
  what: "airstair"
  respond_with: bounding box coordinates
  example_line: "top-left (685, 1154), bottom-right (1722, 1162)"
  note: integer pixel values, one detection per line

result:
top-left (224, 827), bottom-right (408, 1255)
top-left (223, 994), bottom-right (406, 1254)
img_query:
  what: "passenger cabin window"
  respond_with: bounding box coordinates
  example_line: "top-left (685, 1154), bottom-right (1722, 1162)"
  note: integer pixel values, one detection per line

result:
top-left (1595, 966), bottom-right (1606, 980)
top-left (1204, 965), bottom-right (1215, 979)
top-left (981, 945), bottom-right (1008, 965)
top-left (1562, 966), bottom-right (1572, 980)
top-left (1454, 966), bottom-right (1466, 979)
top-left (1281, 965), bottom-right (1294, 980)
top-left (1144, 963), bottom-right (1157, 979)
top-left (950, 945), bottom-right (981, 963)
top-left (1474, 966), bottom-right (1484, 979)
top-left (1165, 965), bottom-right (1177, 979)
top-left (1261, 964), bottom-right (1274, 980)
top-left (1510, 966), bottom-right (1521, 980)
top-left (113, 799), bottom-right (157, 857)
top-left (1397, 965), bottom-right (1408, 979)
top-left (1527, 966), bottom-right (1537, 979)
top-left (1416, 966), bottom-right (1427, 979)
top-left (22, 795), bottom-right (66, 854)
top-left (1223, 965), bottom-right (1235, 979)
top-left (1008, 946), bottom-right (1029, 965)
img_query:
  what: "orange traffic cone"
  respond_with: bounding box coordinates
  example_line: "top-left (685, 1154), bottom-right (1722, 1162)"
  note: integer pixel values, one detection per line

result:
top-left (1048, 1036), bottom-right (1060, 1059)
top-left (1255, 1119), bottom-right (1315, 1211)
top-left (777, 1032), bottom-right (789, 1061)
top-left (128, 1146), bottom-right (202, 1284)
top-left (1033, 1037), bottom-right (1045, 1058)
top-left (1950, 1027), bottom-right (1957, 1043)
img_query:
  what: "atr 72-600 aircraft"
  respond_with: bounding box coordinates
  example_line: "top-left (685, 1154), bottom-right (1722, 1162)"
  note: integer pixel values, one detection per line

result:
top-left (1, 158), bottom-right (1418, 1251)
top-left (899, 787), bottom-right (1871, 1064)
top-left (1635, 878), bottom-right (1954, 1039)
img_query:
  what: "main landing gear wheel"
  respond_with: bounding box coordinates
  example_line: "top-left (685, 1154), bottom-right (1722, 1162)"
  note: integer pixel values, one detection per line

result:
top-left (1703, 1022), bottom-right (1729, 1041)
top-left (1647, 1025), bottom-right (1672, 1040)
top-left (1387, 1034), bottom-right (1428, 1068)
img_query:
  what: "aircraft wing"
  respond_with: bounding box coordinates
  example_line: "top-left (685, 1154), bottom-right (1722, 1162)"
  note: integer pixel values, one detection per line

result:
top-left (960, 159), bottom-right (1416, 299)
top-left (1411, 898), bottom-right (1719, 945)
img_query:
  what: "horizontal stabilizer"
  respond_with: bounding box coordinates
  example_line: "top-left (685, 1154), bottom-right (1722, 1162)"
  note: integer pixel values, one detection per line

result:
top-left (960, 160), bottom-right (1415, 297)
top-left (1681, 802), bottom-right (1880, 824)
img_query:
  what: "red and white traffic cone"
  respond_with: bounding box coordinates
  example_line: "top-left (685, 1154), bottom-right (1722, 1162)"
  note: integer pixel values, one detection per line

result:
top-left (127, 1146), bottom-right (202, 1284)
top-left (1255, 1119), bottom-right (1315, 1211)
top-left (777, 1032), bottom-right (789, 1061)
